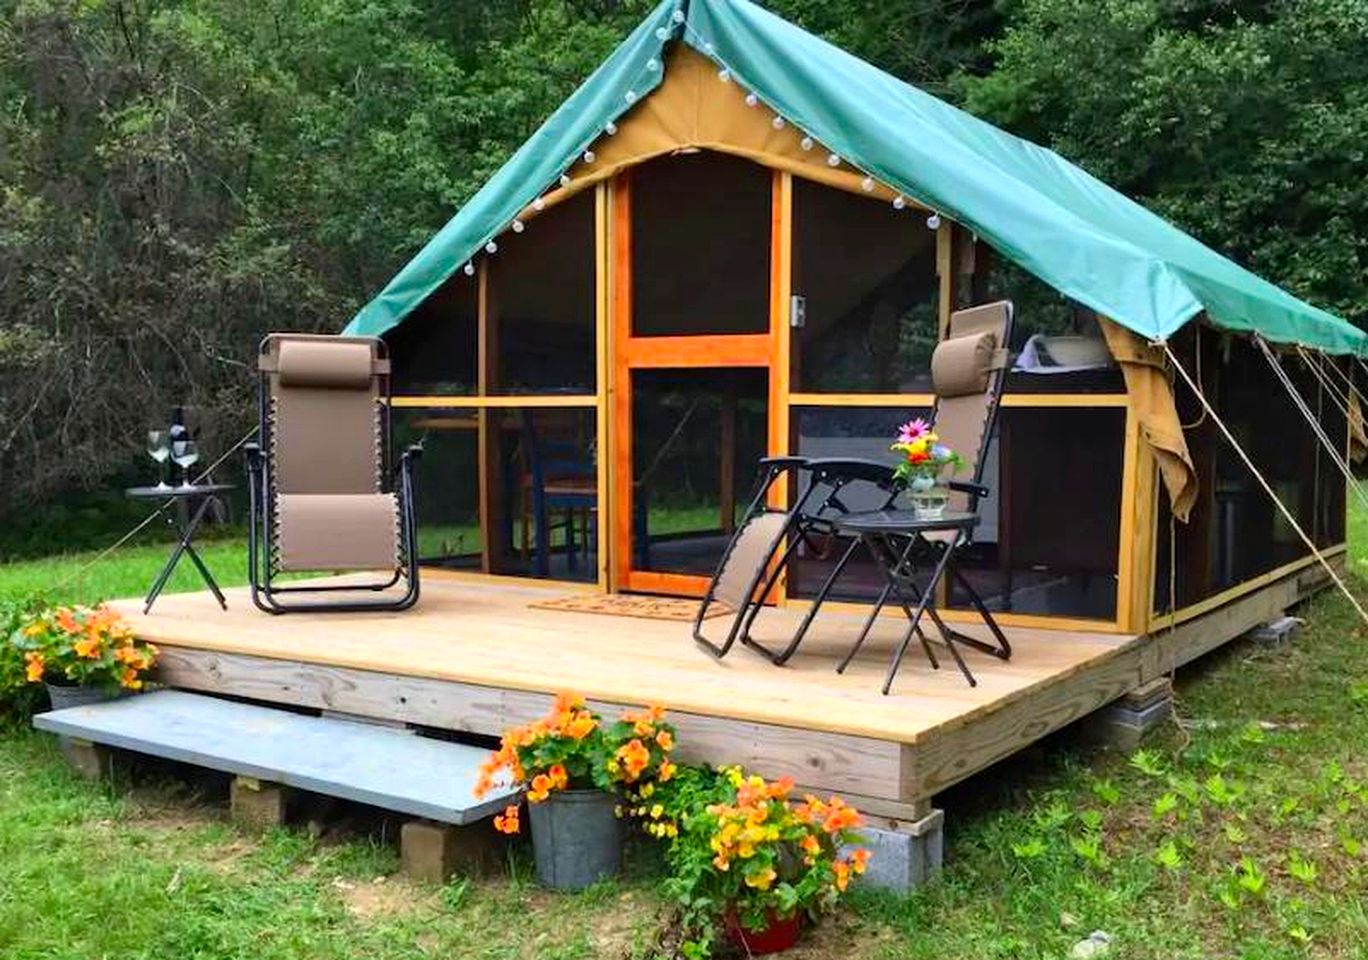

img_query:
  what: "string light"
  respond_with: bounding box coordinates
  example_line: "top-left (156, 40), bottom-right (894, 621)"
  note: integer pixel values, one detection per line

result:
top-left (926, 212), bottom-right (942, 230)
top-left (463, 262), bottom-right (475, 276)
top-left (512, 220), bottom-right (525, 233)
top-left (560, 174), bottom-right (572, 188)
top-left (647, 58), bottom-right (660, 71)
top-left (671, 8), bottom-right (684, 23)
top-left (655, 27), bottom-right (670, 40)
top-left (624, 90), bottom-right (637, 103)
top-left (704, 42), bottom-right (715, 55)
top-left (826, 153), bottom-right (841, 167)
top-left (800, 136), bottom-right (814, 151)
top-left (718, 68), bottom-right (731, 83)
top-left (583, 150), bottom-right (596, 164)
top-left (533, 197), bottom-right (546, 211)
top-left (861, 176), bottom-right (875, 192)
top-left (744, 92), bottom-right (758, 107)
top-left (892, 195), bottom-right (906, 210)
top-left (605, 121), bottom-right (617, 135)
top-left (485, 240), bottom-right (498, 254)
top-left (771, 116), bottom-right (785, 130)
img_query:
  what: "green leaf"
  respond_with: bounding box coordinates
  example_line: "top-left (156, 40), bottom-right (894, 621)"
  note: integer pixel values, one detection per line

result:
top-left (1153, 839), bottom-right (1183, 870)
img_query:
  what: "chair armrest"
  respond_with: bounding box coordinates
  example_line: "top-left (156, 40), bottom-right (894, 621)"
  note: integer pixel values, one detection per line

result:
top-left (948, 480), bottom-right (990, 499)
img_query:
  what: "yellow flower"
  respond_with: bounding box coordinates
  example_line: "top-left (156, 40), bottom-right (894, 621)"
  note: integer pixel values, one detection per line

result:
top-left (640, 782), bottom-right (655, 799)
top-left (74, 636), bottom-right (102, 659)
top-left (744, 866), bottom-right (776, 891)
top-left (658, 761), bottom-right (676, 783)
top-left (650, 804), bottom-right (664, 820)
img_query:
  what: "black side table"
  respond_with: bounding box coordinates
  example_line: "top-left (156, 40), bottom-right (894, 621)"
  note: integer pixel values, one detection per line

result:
top-left (833, 508), bottom-right (1008, 693)
top-left (126, 484), bottom-right (234, 614)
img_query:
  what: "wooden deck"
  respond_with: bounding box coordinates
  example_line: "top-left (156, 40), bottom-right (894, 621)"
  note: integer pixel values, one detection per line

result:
top-left (110, 573), bottom-right (1163, 818)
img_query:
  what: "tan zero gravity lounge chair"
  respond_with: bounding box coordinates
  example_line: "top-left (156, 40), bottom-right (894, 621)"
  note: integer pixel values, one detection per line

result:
top-left (245, 334), bottom-right (421, 613)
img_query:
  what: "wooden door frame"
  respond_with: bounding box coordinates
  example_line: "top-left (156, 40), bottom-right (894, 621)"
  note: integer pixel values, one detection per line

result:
top-left (608, 169), bottom-right (792, 596)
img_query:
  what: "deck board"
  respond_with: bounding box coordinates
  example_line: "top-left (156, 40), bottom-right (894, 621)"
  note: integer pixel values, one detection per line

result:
top-left (110, 577), bottom-right (1139, 747)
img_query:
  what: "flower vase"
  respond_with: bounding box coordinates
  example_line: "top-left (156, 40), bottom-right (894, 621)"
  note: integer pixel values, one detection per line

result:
top-left (723, 907), bottom-right (805, 955)
top-left (527, 789), bottom-right (623, 890)
top-left (907, 475), bottom-right (950, 521)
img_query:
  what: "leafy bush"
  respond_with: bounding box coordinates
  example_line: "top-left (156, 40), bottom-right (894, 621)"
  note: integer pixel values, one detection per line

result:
top-left (0, 596), bottom-right (46, 723)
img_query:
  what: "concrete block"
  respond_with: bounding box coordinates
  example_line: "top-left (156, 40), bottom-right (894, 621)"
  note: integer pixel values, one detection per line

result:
top-left (400, 819), bottom-right (506, 883)
top-left (59, 737), bottom-right (115, 781)
top-left (231, 776), bottom-right (288, 829)
top-left (851, 809), bottom-right (944, 892)
top-left (1247, 616), bottom-right (1302, 648)
top-left (1087, 689), bottom-right (1173, 753)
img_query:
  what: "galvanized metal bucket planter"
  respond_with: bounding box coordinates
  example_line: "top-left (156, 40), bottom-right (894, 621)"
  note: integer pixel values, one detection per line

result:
top-left (527, 789), bottom-right (622, 890)
top-left (44, 682), bottom-right (120, 712)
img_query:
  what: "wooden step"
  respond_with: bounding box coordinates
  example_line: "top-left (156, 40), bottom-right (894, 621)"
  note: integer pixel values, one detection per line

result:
top-left (33, 690), bottom-right (516, 824)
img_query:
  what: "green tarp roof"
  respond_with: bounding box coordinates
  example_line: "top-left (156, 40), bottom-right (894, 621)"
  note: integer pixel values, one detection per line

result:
top-left (345, 0), bottom-right (1366, 356)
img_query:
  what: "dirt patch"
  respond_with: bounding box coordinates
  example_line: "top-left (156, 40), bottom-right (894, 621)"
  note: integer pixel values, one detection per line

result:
top-left (332, 875), bottom-right (433, 920)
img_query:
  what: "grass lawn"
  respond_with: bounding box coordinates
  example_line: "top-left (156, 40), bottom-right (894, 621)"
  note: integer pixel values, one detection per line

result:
top-left (3, 524), bottom-right (1368, 957)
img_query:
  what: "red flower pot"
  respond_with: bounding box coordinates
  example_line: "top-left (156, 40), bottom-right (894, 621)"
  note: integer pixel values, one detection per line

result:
top-left (723, 907), bottom-right (804, 955)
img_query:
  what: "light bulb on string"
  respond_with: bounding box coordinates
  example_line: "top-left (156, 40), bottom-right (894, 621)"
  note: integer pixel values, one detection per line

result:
top-left (605, 121), bottom-right (617, 136)
top-left (463, 262), bottom-right (475, 276)
top-left (892, 195), bottom-right (906, 210)
top-left (800, 136), bottom-right (814, 151)
top-left (560, 174), bottom-right (572, 188)
top-left (926, 212), bottom-right (942, 230)
top-left (624, 90), bottom-right (637, 103)
top-left (744, 92), bottom-right (758, 107)
top-left (533, 197), bottom-right (545, 211)
top-left (671, 8), bottom-right (684, 22)
top-left (647, 58), bottom-right (659, 71)
top-left (583, 150), bottom-right (596, 164)
top-left (704, 42), bottom-right (715, 55)
top-left (826, 153), bottom-right (841, 168)
top-left (655, 26), bottom-right (669, 40)
top-left (485, 240), bottom-right (498, 255)
top-left (861, 176), bottom-right (874, 192)
top-left (771, 116), bottom-right (785, 130)
top-left (512, 220), bottom-right (525, 234)
top-left (718, 68), bottom-right (731, 83)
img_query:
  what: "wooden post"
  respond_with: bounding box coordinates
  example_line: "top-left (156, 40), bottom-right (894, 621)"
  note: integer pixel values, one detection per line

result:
top-left (595, 182), bottom-right (612, 591)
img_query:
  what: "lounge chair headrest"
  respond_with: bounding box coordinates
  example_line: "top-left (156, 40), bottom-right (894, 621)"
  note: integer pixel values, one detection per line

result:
top-left (932, 331), bottom-right (1002, 397)
top-left (276, 339), bottom-right (375, 389)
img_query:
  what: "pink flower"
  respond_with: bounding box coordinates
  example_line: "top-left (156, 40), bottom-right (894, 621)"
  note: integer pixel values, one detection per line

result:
top-left (897, 418), bottom-right (930, 444)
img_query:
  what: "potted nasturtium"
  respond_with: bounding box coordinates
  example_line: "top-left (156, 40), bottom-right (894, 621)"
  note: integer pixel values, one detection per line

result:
top-left (654, 765), bottom-right (870, 956)
top-left (12, 605), bottom-right (158, 710)
top-left (474, 693), bottom-right (677, 890)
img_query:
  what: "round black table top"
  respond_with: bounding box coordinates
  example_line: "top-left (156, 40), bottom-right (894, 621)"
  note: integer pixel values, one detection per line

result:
top-left (834, 508), bottom-right (979, 536)
top-left (125, 483), bottom-right (234, 499)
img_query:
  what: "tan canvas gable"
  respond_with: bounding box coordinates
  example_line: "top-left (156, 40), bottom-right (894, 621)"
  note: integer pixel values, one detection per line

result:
top-left (523, 46), bottom-right (921, 222)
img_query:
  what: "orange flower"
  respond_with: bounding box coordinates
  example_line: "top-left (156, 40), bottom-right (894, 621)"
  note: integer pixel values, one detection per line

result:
top-left (528, 773), bottom-right (553, 803)
top-left (655, 730), bottom-right (674, 751)
top-left (565, 711), bottom-right (596, 740)
top-left (833, 859), bottom-right (851, 892)
top-left (74, 635), bottom-right (102, 659)
top-left (657, 760), bottom-right (676, 783)
top-left (493, 804), bottom-right (521, 834)
top-left (851, 847), bottom-right (871, 875)
top-left (24, 652), bottom-right (45, 683)
top-left (822, 804), bottom-right (862, 834)
top-left (118, 667), bottom-right (143, 691)
top-left (616, 739), bottom-right (651, 782)
top-left (55, 608), bottom-right (78, 633)
top-left (799, 834), bottom-right (821, 858)
top-left (548, 764), bottom-right (569, 790)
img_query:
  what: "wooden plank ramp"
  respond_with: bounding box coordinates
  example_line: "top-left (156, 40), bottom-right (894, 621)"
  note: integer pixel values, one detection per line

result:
top-left (33, 690), bottom-right (518, 824)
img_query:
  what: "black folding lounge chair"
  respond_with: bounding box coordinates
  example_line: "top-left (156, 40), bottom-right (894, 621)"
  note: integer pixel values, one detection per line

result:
top-left (833, 300), bottom-right (1017, 687)
top-left (692, 457), bottom-right (904, 659)
top-left (245, 333), bottom-right (422, 614)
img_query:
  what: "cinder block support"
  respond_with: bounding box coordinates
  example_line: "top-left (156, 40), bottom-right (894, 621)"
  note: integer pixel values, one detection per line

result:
top-left (230, 775), bottom-right (288, 829)
top-left (400, 819), bottom-right (506, 883)
top-left (1086, 678), bottom-right (1173, 752)
top-left (59, 737), bottom-right (115, 781)
top-left (1247, 615), bottom-right (1302, 649)
top-left (852, 809), bottom-right (944, 892)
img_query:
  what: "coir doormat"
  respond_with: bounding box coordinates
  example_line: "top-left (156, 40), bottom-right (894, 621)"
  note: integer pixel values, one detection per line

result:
top-left (528, 593), bottom-right (729, 622)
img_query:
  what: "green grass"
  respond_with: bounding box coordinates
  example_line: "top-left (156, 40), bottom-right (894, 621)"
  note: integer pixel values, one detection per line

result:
top-left (3, 516), bottom-right (1368, 957)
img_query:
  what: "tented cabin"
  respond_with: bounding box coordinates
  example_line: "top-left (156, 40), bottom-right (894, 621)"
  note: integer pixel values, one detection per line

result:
top-left (110, 0), bottom-right (1366, 878)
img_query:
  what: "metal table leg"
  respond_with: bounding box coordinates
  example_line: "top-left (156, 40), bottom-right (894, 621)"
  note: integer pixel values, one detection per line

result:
top-left (143, 495), bottom-right (225, 614)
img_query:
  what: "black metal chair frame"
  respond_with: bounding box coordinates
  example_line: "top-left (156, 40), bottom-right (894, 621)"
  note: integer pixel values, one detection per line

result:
top-left (693, 457), bottom-right (911, 660)
top-left (245, 336), bottom-right (423, 614)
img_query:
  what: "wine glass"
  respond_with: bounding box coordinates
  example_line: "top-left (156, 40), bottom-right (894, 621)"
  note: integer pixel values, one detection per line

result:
top-left (171, 439), bottom-right (199, 488)
top-left (147, 430), bottom-right (170, 490)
